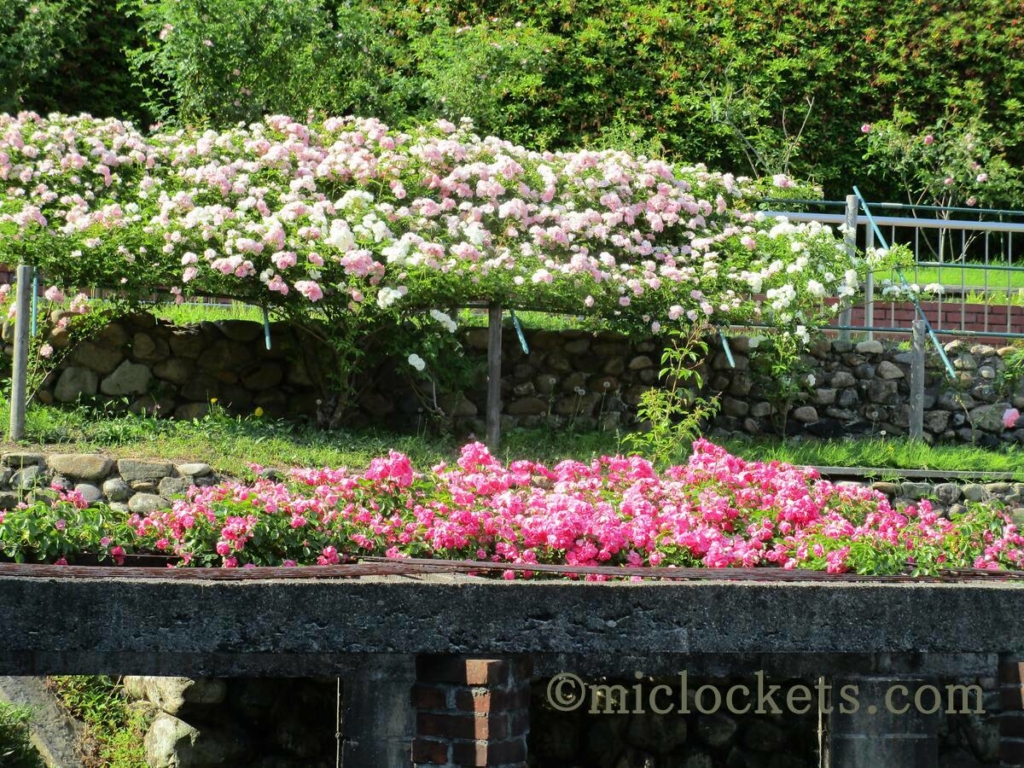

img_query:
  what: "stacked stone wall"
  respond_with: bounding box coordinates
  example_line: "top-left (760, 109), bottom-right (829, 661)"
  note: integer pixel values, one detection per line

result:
top-left (9, 315), bottom-right (1024, 444)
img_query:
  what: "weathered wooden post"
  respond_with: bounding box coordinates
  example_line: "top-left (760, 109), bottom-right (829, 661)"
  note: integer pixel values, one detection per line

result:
top-left (909, 318), bottom-right (925, 440)
top-left (9, 265), bottom-right (33, 441)
top-left (486, 303), bottom-right (502, 452)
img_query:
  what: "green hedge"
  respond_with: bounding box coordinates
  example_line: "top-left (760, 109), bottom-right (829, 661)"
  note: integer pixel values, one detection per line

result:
top-left (5, 0), bottom-right (1023, 201)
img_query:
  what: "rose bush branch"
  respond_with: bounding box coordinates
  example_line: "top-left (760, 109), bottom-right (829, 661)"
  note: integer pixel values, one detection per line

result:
top-left (1, 112), bottom-right (866, 421)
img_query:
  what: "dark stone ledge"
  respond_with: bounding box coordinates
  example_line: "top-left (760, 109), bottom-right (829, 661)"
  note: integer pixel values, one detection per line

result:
top-left (2, 575), bottom-right (1022, 676)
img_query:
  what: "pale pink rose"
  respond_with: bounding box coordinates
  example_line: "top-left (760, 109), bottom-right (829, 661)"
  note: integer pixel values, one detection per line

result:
top-left (295, 280), bottom-right (323, 302)
top-left (1003, 408), bottom-right (1020, 429)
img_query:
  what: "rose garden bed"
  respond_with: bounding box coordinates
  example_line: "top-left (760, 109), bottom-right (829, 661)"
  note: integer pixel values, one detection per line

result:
top-left (2, 439), bottom-right (1021, 577)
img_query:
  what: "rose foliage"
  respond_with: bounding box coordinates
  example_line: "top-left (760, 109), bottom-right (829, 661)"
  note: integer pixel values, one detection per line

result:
top-left (0, 112), bottom-right (861, 329)
top-left (1, 441), bottom-right (1020, 578)
top-left (0, 112), bottom-right (883, 417)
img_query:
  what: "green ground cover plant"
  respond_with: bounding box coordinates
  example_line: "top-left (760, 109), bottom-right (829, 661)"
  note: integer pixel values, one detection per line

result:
top-left (722, 435), bottom-right (1024, 480)
top-left (48, 677), bottom-right (149, 768)
top-left (0, 702), bottom-right (44, 768)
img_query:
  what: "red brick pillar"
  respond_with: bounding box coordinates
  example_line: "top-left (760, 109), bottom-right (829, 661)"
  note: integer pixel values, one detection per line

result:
top-left (1001, 654), bottom-right (1024, 766)
top-left (412, 656), bottom-right (532, 767)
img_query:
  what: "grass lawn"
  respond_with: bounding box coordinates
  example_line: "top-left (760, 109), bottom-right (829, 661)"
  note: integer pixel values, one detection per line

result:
top-left (877, 264), bottom-right (1024, 296)
top-left (1, 396), bottom-right (1021, 479)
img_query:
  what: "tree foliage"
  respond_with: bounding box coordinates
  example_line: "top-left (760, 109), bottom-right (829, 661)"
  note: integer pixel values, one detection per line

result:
top-left (4, 0), bottom-right (1024, 201)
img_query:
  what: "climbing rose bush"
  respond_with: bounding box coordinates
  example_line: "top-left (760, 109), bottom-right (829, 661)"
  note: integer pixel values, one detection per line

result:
top-left (0, 112), bottom-right (859, 335)
top-left (2, 441), bottom-right (1021, 577)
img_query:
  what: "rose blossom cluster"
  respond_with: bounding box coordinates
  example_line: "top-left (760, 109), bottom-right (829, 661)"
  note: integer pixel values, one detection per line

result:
top-left (126, 440), bottom-right (1024, 576)
top-left (1, 112), bottom-right (858, 336)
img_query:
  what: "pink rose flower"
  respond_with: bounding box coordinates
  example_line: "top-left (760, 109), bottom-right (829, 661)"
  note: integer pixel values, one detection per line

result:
top-left (1003, 408), bottom-right (1020, 429)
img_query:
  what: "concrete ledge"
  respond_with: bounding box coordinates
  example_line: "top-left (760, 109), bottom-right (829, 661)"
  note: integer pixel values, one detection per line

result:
top-left (2, 574), bottom-right (1024, 675)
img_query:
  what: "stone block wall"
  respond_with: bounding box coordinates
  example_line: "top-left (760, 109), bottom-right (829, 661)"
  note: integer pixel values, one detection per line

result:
top-left (29, 313), bottom-right (322, 421)
top-left (707, 336), bottom-right (1024, 445)
top-left (0, 451), bottom-right (220, 515)
top-left (117, 668), bottom-right (1004, 768)
top-left (10, 313), bottom-right (1024, 444)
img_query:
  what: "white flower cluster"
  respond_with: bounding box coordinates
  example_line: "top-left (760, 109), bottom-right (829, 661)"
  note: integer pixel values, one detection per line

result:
top-left (429, 309), bottom-right (457, 333)
top-left (377, 286), bottom-right (404, 309)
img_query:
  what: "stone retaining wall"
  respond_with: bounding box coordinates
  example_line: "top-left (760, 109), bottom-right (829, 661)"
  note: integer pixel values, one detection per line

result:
top-left (29, 313), bottom-right (322, 422)
top-left (0, 451), bottom-right (220, 514)
top-left (10, 315), bottom-right (1024, 443)
top-left (708, 336), bottom-right (1024, 445)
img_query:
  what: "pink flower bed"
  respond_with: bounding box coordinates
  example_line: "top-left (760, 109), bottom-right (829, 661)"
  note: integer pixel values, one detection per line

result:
top-left (2, 441), bottom-right (1021, 576)
top-left (116, 440), bottom-right (1024, 577)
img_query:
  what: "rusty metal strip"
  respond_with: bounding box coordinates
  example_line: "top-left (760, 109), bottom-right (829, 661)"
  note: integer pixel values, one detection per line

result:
top-left (359, 557), bottom-right (1024, 583)
top-left (1, 558), bottom-right (1023, 583)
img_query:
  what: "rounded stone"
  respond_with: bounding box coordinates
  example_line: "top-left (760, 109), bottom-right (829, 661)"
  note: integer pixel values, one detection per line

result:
top-left (132, 332), bottom-right (170, 362)
top-left (102, 477), bottom-right (132, 502)
top-left (174, 403), bottom-right (210, 421)
top-left (117, 459), bottom-right (174, 485)
top-left (626, 712), bottom-right (687, 753)
top-left (158, 477), bottom-right (192, 498)
top-left (791, 406), bottom-right (819, 424)
top-left (169, 329), bottom-right (208, 359)
top-left (695, 712), bottom-right (738, 748)
top-left (876, 360), bottom-right (905, 379)
top-left (241, 363), bottom-right (284, 391)
top-left (177, 463), bottom-right (212, 478)
top-left (73, 483), bottom-right (104, 505)
top-left (855, 340), bottom-right (884, 355)
top-left (47, 453), bottom-right (114, 481)
top-left (153, 358), bottom-right (195, 386)
top-left (128, 493), bottom-right (172, 514)
top-left (144, 712), bottom-right (198, 768)
top-left (54, 366), bottom-right (99, 403)
top-left (215, 320), bottom-right (263, 342)
top-left (68, 341), bottom-right (124, 375)
top-left (100, 360), bottom-right (152, 396)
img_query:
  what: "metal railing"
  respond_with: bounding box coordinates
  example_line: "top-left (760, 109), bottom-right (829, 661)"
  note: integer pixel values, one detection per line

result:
top-left (763, 193), bottom-right (1024, 439)
top-left (764, 197), bottom-right (1024, 342)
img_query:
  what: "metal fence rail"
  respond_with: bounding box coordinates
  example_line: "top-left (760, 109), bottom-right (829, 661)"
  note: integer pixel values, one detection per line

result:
top-left (764, 199), bottom-right (1024, 341)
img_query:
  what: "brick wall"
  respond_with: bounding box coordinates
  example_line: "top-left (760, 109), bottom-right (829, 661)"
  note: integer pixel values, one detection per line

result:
top-left (413, 656), bottom-right (532, 768)
top-left (844, 300), bottom-right (1024, 340)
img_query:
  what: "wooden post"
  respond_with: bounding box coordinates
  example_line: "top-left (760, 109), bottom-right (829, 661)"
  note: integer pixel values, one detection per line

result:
top-left (9, 265), bottom-right (33, 441)
top-left (486, 303), bottom-right (502, 453)
top-left (910, 318), bottom-right (925, 440)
